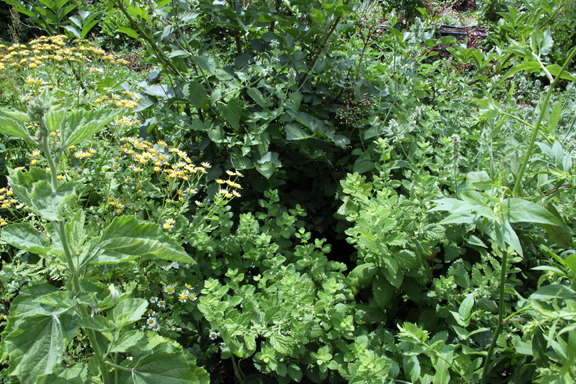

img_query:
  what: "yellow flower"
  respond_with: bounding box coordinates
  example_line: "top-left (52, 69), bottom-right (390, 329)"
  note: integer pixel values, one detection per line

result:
top-left (30, 159), bottom-right (37, 166)
top-left (29, 63), bottom-right (37, 69)
top-left (116, 209), bottom-right (122, 215)
top-left (27, 78), bottom-right (35, 84)
top-left (95, 98), bottom-right (102, 103)
top-left (57, 175), bottom-right (64, 181)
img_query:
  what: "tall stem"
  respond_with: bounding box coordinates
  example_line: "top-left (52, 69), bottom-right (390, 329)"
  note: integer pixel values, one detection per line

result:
top-left (39, 134), bottom-right (111, 384)
top-left (511, 45), bottom-right (576, 197)
top-left (480, 249), bottom-right (508, 384)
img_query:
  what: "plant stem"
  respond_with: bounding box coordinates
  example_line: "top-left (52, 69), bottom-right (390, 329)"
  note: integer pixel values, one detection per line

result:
top-left (511, 45), bottom-right (576, 197)
top-left (480, 249), bottom-right (508, 384)
top-left (40, 133), bottom-right (111, 384)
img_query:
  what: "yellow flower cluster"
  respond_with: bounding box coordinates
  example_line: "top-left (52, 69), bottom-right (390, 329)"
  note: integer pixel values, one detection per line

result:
top-left (113, 115), bottom-right (141, 128)
top-left (107, 197), bottom-right (131, 215)
top-left (119, 137), bottom-right (210, 182)
top-left (95, 94), bottom-right (139, 109)
top-left (0, 188), bottom-right (24, 211)
top-left (0, 35), bottom-right (128, 72)
top-left (216, 170), bottom-right (243, 199)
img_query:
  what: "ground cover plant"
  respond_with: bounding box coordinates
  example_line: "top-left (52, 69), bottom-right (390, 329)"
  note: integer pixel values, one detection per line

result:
top-left (0, 0), bottom-right (575, 383)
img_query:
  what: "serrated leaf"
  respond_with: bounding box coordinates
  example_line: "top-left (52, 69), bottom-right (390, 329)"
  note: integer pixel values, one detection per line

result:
top-left (0, 116), bottom-right (31, 138)
top-left (395, 249), bottom-right (419, 269)
top-left (116, 350), bottom-right (207, 384)
top-left (1, 223), bottom-right (50, 255)
top-left (373, 274), bottom-right (394, 309)
top-left (29, 181), bottom-right (76, 221)
top-left (39, 363), bottom-right (88, 384)
top-left (192, 55), bottom-right (216, 74)
top-left (112, 298), bottom-right (147, 329)
top-left (184, 81), bottom-right (207, 109)
top-left (247, 88), bottom-right (271, 108)
top-left (92, 216), bottom-right (194, 264)
top-left (111, 330), bottom-right (173, 353)
top-left (218, 98), bottom-right (240, 130)
top-left (502, 61), bottom-right (542, 79)
top-left (467, 171), bottom-right (493, 191)
top-left (4, 311), bottom-right (79, 384)
top-left (270, 334), bottom-right (292, 355)
top-left (285, 123), bottom-right (311, 140)
top-left (60, 109), bottom-right (119, 148)
top-left (77, 315), bottom-right (113, 332)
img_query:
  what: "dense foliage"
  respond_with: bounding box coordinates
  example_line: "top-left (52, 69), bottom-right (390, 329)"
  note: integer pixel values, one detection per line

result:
top-left (0, 0), bottom-right (575, 383)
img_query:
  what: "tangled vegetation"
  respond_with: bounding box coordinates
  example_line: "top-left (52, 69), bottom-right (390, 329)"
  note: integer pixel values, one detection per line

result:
top-left (0, 0), bottom-right (575, 383)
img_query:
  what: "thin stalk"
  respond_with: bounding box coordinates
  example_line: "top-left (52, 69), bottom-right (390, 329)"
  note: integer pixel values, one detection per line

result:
top-left (512, 45), bottom-right (576, 197)
top-left (40, 133), bottom-right (111, 384)
top-left (480, 249), bottom-right (508, 384)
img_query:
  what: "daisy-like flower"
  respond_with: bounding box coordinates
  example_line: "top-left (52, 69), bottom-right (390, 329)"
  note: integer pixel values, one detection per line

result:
top-left (219, 342), bottom-right (228, 351)
top-left (178, 290), bottom-right (188, 303)
top-left (157, 300), bottom-right (166, 308)
top-left (150, 296), bottom-right (158, 303)
top-left (165, 285), bottom-right (175, 295)
top-left (209, 331), bottom-right (220, 340)
top-left (146, 317), bottom-right (157, 327)
top-left (127, 357), bottom-right (133, 361)
top-left (185, 283), bottom-right (192, 290)
top-left (201, 162), bottom-right (211, 168)
top-left (188, 293), bottom-right (197, 302)
top-left (195, 200), bottom-right (202, 206)
top-left (147, 309), bottom-right (156, 317)
top-left (151, 323), bottom-right (160, 331)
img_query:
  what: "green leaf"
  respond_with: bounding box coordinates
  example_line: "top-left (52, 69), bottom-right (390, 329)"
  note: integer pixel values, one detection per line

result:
top-left (192, 55), bottom-right (216, 74)
top-left (116, 350), bottom-right (206, 384)
top-left (111, 330), bottom-right (174, 353)
top-left (218, 98), bottom-right (240, 130)
top-left (0, 116), bottom-right (30, 138)
top-left (502, 61), bottom-right (542, 79)
top-left (547, 98), bottom-right (563, 131)
top-left (3, 311), bottom-right (79, 384)
top-left (502, 198), bottom-right (562, 226)
top-left (92, 216), bottom-right (194, 264)
top-left (546, 64), bottom-right (576, 82)
top-left (39, 363), bottom-right (88, 384)
top-left (60, 109), bottom-right (119, 148)
top-left (44, 110), bottom-right (67, 133)
top-left (373, 274), bottom-right (394, 309)
top-left (29, 181), bottom-right (76, 221)
top-left (310, 8), bottom-right (325, 25)
top-left (118, 26), bottom-right (139, 39)
top-left (395, 249), bottom-right (419, 269)
top-left (247, 88), bottom-right (271, 108)
top-left (531, 284), bottom-right (576, 300)
top-left (1, 223), bottom-right (51, 255)
top-left (8, 167), bottom-right (51, 207)
top-left (285, 123), bottom-right (311, 141)
top-left (77, 315), bottom-right (114, 332)
top-left (432, 345), bottom-right (454, 384)
top-left (184, 81), bottom-right (208, 109)
top-left (466, 171), bottom-right (493, 191)
top-left (458, 294), bottom-right (474, 320)
top-left (0, 108), bottom-right (31, 122)
top-left (112, 298), bottom-right (148, 329)
top-left (270, 334), bottom-right (292, 355)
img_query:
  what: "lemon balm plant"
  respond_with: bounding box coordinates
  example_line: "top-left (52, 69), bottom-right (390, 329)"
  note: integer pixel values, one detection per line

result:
top-left (0, 90), bottom-right (209, 384)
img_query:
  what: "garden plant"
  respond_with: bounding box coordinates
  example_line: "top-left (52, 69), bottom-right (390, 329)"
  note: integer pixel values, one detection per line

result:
top-left (0, 0), bottom-right (575, 383)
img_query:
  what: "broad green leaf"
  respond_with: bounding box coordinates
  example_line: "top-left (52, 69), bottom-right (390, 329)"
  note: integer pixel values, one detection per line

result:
top-left (65, 210), bottom-right (86, 257)
top-left (348, 262), bottom-right (377, 294)
top-left (29, 181), bottom-right (76, 221)
top-left (0, 116), bottom-right (30, 138)
top-left (466, 171), bottom-right (493, 191)
top-left (44, 109), bottom-right (67, 132)
top-left (285, 123), bottom-right (311, 140)
top-left (373, 274), bottom-right (394, 309)
top-left (192, 55), bottom-right (216, 74)
top-left (184, 81), bottom-right (208, 109)
top-left (395, 249), bottom-right (419, 269)
top-left (116, 350), bottom-right (206, 384)
top-left (270, 334), bottom-right (292, 355)
top-left (1, 223), bottom-right (51, 255)
top-left (247, 88), bottom-right (271, 108)
top-left (531, 284), bottom-right (576, 300)
top-left (111, 298), bottom-right (148, 329)
top-left (502, 198), bottom-right (562, 226)
top-left (111, 330), bottom-right (173, 353)
top-left (92, 216), bottom-right (194, 264)
top-left (546, 64), bottom-right (576, 82)
top-left (502, 61), bottom-right (542, 79)
top-left (77, 315), bottom-right (114, 332)
top-left (547, 98), bottom-right (563, 131)
top-left (60, 109), bottom-right (119, 148)
top-left (0, 108), bottom-right (31, 122)
top-left (8, 168), bottom-right (51, 207)
top-left (34, 291), bottom-right (75, 308)
top-left (39, 363), bottom-right (88, 384)
top-left (310, 8), bottom-right (325, 25)
top-left (432, 345), bottom-right (454, 384)
top-left (458, 294), bottom-right (474, 320)
top-left (218, 98), bottom-right (240, 130)
top-left (495, 220), bottom-right (523, 257)
top-left (4, 311), bottom-right (79, 384)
